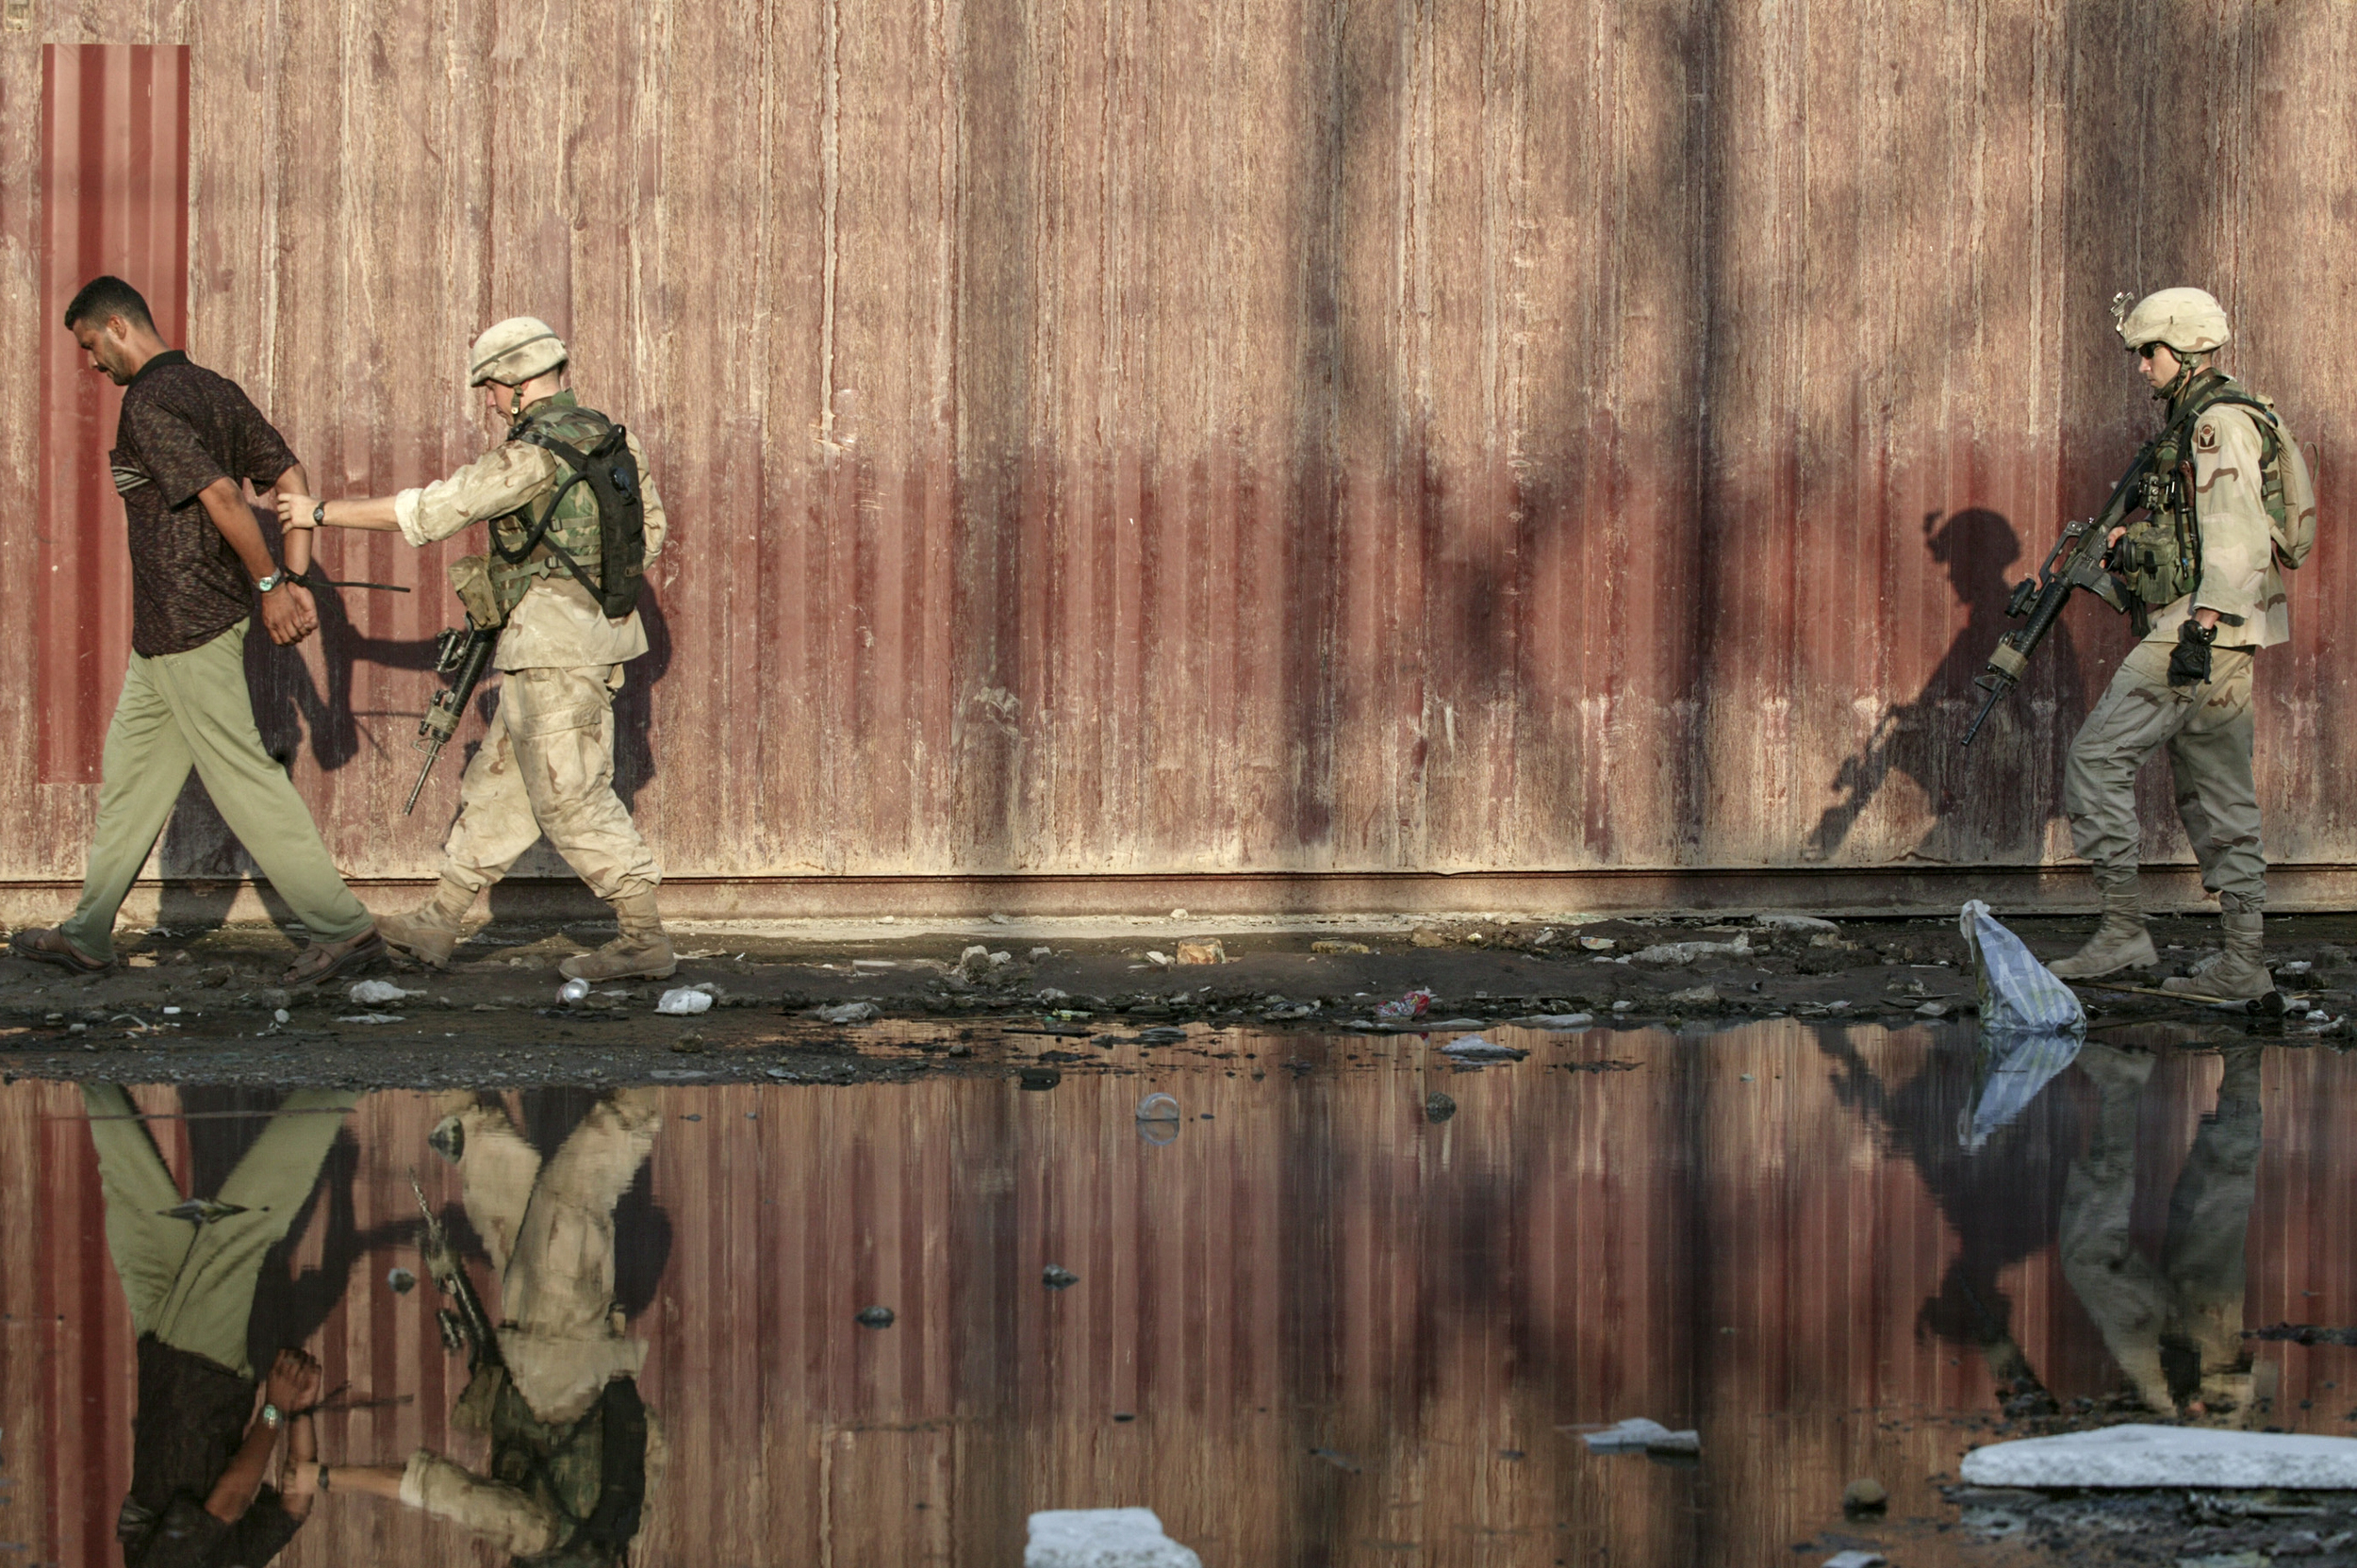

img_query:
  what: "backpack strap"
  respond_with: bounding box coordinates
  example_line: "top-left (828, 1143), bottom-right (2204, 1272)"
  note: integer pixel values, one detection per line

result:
top-left (498, 412), bottom-right (617, 606)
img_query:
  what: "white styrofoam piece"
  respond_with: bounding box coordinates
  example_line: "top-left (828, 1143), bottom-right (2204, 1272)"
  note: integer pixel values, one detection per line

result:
top-left (1025, 1508), bottom-right (1204, 1568)
top-left (1960, 1425), bottom-right (2357, 1490)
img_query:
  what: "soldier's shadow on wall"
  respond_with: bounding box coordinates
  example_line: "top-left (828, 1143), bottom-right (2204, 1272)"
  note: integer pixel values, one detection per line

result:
top-left (154, 513), bottom-right (442, 935)
top-left (1806, 509), bottom-right (2085, 866)
top-left (151, 512), bottom-right (675, 935)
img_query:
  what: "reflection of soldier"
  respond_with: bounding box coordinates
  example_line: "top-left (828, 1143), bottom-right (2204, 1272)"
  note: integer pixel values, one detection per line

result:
top-left (331, 1091), bottom-right (663, 1562)
top-left (88, 1084), bottom-right (354, 1564)
top-left (1809, 510), bottom-right (2080, 862)
top-left (2058, 1041), bottom-right (2260, 1417)
top-left (288, 318), bottom-right (674, 983)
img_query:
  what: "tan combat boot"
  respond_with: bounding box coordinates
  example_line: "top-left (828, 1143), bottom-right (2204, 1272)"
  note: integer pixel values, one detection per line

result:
top-left (2164, 897), bottom-right (2272, 1000)
top-left (561, 885), bottom-right (677, 982)
top-left (2047, 875), bottom-right (2158, 979)
top-left (375, 878), bottom-right (477, 969)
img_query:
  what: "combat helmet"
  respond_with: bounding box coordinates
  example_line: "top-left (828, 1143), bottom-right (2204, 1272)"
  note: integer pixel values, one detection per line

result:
top-left (2113, 288), bottom-right (2231, 355)
top-left (468, 315), bottom-right (568, 387)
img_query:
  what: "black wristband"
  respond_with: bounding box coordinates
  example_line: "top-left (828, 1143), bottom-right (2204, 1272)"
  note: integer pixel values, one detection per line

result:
top-left (312, 501), bottom-right (326, 526)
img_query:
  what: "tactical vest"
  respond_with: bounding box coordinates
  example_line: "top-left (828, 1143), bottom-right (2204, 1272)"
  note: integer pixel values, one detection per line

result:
top-left (487, 393), bottom-right (648, 621)
top-left (484, 1372), bottom-right (650, 1567)
top-left (2117, 372), bottom-right (2292, 623)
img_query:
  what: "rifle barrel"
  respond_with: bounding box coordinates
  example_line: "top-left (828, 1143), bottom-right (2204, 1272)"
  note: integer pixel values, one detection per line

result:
top-left (1961, 680), bottom-right (2008, 749)
top-left (404, 740), bottom-right (443, 816)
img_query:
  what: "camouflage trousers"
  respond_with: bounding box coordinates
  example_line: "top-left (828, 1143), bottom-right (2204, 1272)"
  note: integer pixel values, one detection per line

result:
top-left (2059, 1042), bottom-right (2258, 1412)
top-left (2062, 637), bottom-right (2265, 905)
top-left (400, 1090), bottom-right (660, 1555)
top-left (438, 665), bottom-right (660, 903)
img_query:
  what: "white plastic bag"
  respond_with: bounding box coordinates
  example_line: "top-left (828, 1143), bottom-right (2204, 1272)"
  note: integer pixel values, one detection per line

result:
top-left (1959, 1028), bottom-right (2084, 1149)
top-left (1959, 900), bottom-right (2085, 1034)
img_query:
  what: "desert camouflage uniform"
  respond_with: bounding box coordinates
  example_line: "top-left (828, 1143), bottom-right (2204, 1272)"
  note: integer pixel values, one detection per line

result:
top-left (394, 400), bottom-right (668, 906)
top-left (2062, 392), bottom-right (2281, 908)
top-left (396, 1091), bottom-right (663, 1560)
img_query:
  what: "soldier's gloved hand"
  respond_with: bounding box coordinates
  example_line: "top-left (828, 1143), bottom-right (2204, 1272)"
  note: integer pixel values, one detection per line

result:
top-left (2167, 618), bottom-right (2216, 688)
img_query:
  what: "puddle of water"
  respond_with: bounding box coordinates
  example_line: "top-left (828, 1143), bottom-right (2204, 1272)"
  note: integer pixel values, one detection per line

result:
top-left (0, 1019), bottom-right (2349, 1564)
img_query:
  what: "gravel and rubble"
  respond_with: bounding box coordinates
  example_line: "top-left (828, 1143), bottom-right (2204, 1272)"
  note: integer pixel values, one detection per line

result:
top-left (1, 907), bottom-right (2350, 1086)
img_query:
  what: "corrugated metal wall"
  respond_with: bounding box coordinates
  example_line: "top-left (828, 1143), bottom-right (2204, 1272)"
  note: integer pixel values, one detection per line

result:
top-left (1, 2), bottom-right (2351, 906)
top-left (6, 1032), bottom-right (2352, 1563)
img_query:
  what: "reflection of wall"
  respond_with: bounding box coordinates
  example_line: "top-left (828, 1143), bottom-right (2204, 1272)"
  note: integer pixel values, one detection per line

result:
top-left (4, 8), bottom-right (2355, 895)
top-left (8, 1029), bottom-right (2357, 1564)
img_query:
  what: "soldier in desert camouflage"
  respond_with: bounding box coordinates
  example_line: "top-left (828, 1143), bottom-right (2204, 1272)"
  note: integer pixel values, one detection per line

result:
top-left (285, 318), bottom-right (675, 982)
top-left (2048, 288), bottom-right (2311, 1001)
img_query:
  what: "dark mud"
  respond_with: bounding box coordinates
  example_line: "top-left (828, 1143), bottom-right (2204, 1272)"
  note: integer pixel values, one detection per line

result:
top-left (2, 909), bottom-right (2349, 1087)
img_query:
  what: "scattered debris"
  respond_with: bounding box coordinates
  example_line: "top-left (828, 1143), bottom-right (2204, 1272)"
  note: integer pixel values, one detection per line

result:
top-left (1841, 1477), bottom-right (1887, 1513)
top-left (1522, 1013), bottom-right (1594, 1030)
top-left (1026, 1507), bottom-right (1203, 1568)
top-left (1311, 940), bottom-right (1371, 955)
top-left (811, 1000), bottom-right (878, 1024)
top-left (2249, 1322), bottom-right (2357, 1346)
top-left (1174, 940), bottom-right (1227, 965)
top-left (336, 1013), bottom-right (405, 1025)
top-left (349, 979), bottom-right (422, 1006)
top-left (1757, 914), bottom-right (1841, 933)
top-left (1441, 1035), bottom-right (1527, 1062)
top-left (660, 989), bottom-right (716, 1016)
top-left (1631, 935), bottom-right (1751, 966)
top-left (1578, 1417), bottom-right (1701, 1456)
top-left (1376, 988), bottom-right (1435, 1021)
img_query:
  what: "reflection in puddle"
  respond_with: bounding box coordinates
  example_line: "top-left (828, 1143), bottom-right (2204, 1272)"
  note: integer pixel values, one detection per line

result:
top-left (2, 1020), bottom-right (2352, 1564)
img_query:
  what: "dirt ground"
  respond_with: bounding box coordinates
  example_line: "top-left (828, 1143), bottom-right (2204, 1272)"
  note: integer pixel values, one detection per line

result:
top-left (3, 906), bottom-right (2350, 1089)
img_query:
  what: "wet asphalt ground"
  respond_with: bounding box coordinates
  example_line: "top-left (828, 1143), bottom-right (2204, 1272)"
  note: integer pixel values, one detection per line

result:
top-left (1, 907), bottom-right (2349, 1088)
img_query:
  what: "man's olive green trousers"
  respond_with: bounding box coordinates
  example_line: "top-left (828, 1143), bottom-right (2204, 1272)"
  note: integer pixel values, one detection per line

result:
top-left (57, 619), bottom-right (372, 962)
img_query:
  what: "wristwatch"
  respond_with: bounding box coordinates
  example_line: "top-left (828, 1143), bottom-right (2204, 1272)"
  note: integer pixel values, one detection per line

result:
top-left (254, 569), bottom-right (287, 595)
top-left (260, 1402), bottom-right (283, 1429)
top-left (312, 501), bottom-right (326, 527)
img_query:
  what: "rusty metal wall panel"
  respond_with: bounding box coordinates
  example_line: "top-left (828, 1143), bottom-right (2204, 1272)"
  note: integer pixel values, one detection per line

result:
top-left (0, 5), bottom-right (2353, 894)
top-left (33, 44), bottom-right (187, 784)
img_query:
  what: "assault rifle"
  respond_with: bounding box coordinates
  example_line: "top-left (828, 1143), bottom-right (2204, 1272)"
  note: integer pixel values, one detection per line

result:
top-left (1958, 450), bottom-right (2147, 747)
top-left (404, 619), bottom-right (500, 815)
top-left (409, 1171), bottom-right (503, 1372)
